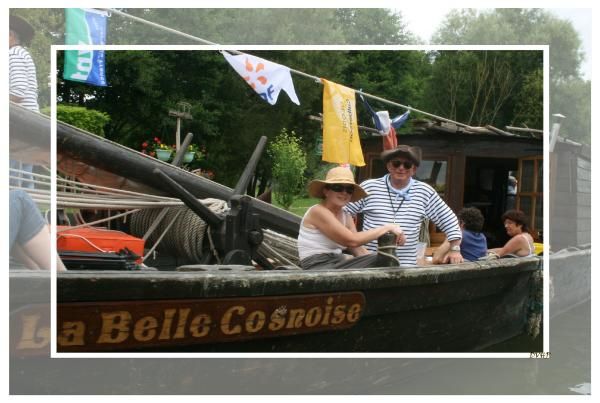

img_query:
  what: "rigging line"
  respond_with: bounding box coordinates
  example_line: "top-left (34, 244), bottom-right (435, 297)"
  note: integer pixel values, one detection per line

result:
top-left (9, 178), bottom-right (50, 189)
top-left (142, 209), bottom-right (183, 262)
top-left (19, 185), bottom-right (180, 204)
top-left (9, 173), bottom-right (50, 188)
top-left (98, 8), bottom-right (216, 45)
top-left (41, 201), bottom-right (184, 209)
top-left (52, 194), bottom-right (183, 206)
top-left (57, 209), bottom-right (142, 232)
top-left (55, 172), bottom-right (180, 201)
top-left (54, 199), bottom-right (185, 208)
top-left (26, 192), bottom-right (186, 209)
top-left (100, 8), bottom-right (474, 130)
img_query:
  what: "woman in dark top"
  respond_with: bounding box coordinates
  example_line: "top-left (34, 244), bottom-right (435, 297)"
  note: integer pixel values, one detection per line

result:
top-left (433, 207), bottom-right (487, 264)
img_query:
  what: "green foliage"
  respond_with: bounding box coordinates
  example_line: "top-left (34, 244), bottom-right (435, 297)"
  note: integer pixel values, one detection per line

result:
top-left (431, 8), bottom-right (589, 142)
top-left (432, 9), bottom-right (583, 81)
top-left (512, 68), bottom-right (543, 129)
top-left (273, 197), bottom-right (321, 218)
top-left (268, 129), bottom-right (307, 210)
top-left (17, 8), bottom-right (583, 183)
top-left (334, 9), bottom-right (418, 44)
top-left (552, 78), bottom-right (590, 144)
top-left (55, 104), bottom-right (110, 136)
top-left (112, 8), bottom-right (413, 45)
top-left (423, 50), bottom-right (542, 128)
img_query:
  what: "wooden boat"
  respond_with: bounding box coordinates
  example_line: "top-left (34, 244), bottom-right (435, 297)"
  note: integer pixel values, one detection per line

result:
top-left (9, 103), bottom-right (546, 353)
top-left (11, 257), bottom-right (543, 353)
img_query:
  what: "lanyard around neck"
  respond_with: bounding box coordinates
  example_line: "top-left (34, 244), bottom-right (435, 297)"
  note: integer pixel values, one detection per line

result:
top-left (386, 177), bottom-right (407, 224)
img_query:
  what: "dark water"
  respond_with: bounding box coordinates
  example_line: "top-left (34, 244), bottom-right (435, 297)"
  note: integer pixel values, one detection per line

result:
top-left (365, 301), bottom-right (590, 395)
top-left (10, 301), bottom-right (590, 395)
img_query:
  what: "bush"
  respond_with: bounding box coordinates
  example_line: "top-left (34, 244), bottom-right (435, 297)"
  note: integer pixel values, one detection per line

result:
top-left (268, 129), bottom-right (307, 210)
top-left (52, 104), bottom-right (110, 137)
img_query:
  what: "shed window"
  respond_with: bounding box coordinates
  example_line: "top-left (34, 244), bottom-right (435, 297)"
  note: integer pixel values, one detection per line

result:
top-left (415, 160), bottom-right (447, 198)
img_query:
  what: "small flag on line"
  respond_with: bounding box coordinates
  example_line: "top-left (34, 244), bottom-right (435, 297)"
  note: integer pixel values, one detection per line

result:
top-left (63, 8), bottom-right (108, 87)
top-left (222, 51), bottom-right (300, 105)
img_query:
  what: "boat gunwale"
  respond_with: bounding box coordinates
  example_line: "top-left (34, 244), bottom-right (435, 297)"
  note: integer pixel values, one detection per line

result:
top-left (49, 257), bottom-right (543, 302)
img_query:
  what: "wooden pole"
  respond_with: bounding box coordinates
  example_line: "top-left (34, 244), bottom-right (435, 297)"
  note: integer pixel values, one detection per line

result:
top-left (176, 117), bottom-right (181, 151)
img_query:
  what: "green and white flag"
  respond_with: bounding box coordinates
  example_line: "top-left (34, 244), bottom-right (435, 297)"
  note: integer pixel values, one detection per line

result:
top-left (63, 8), bottom-right (107, 86)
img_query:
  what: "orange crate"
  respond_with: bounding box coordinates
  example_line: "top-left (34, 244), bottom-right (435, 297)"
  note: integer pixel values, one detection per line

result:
top-left (57, 226), bottom-right (144, 263)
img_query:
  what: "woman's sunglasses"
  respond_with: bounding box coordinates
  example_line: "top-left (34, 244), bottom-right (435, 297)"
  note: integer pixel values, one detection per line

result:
top-left (390, 160), bottom-right (414, 169)
top-left (326, 184), bottom-right (355, 194)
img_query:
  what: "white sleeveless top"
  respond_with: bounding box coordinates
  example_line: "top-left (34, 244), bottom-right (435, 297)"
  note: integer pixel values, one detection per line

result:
top-left (297, 205), bottom-right (347, 260)
top-left (521, 234), bottom-right (536, 257)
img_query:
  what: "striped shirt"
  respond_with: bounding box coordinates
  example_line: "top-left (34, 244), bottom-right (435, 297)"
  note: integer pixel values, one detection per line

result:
top-left (344, 174), bottom-right (461, 266)
top-left (9, 45), bottom-right (39, 112)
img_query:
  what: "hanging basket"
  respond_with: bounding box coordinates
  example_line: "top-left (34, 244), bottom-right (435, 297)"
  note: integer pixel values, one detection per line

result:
top-left (156, 149), bottom-right (172, 161)
top-left (183, 152), bottom-right (195, 163)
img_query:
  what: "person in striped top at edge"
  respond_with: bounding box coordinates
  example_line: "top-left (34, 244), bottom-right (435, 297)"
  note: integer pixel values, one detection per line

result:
top-left (9, 14), bottom-right (39, 189)
top-left (344, 145), bottom-right (464, 267)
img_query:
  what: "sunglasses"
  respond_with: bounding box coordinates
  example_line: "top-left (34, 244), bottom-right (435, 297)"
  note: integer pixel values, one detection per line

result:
top-left (390, 160), bottom-right (414, 169)
top-left (326, 184), bottom-right (355, 194)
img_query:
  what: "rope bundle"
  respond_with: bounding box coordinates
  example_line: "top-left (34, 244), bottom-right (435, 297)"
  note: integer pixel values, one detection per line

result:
top-left (129, 199), bottom-right (228, 262)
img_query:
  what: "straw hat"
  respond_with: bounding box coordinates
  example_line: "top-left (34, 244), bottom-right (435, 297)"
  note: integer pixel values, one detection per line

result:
top-left (10, 15), bottom-right (35, 45)
top-left (380, 144), bottom-right (422, 166)
top-left (308, 167), bottom-right (368, 202)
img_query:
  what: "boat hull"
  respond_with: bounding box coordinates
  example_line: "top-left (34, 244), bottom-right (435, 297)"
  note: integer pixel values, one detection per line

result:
top-left (46, 257), bottom-right (543, 353)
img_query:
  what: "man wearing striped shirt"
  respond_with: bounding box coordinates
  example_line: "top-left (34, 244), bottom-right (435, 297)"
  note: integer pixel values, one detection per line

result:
top-left (10, 15), bottom-right (38, 189)
top-left (345, 145), bottom-right (464, 267)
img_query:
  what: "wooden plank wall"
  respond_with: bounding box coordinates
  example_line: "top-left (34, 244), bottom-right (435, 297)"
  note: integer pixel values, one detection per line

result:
top-left (550, 143), bottom-right (591, 250)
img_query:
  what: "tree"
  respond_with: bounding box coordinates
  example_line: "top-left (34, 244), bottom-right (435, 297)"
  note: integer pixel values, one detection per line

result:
top-left (423, 50), bottom-right (542, 128)
top-left (431, 8), bottom-right (589, 143)
top-left (552, 78), bottom-right (591, 144)
top-left (112, 8), bottom-right (416, 45)
top-left (334, 9), bottom-right (418, 44)
top-left (268, 129), bottom-right (307, 210)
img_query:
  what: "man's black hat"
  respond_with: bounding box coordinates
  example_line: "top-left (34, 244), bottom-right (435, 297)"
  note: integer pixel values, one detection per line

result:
top-left (10, 15), bottom-right (35, 45)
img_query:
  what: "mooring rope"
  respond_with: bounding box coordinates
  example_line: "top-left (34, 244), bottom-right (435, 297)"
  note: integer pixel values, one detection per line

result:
top-left (376, 245), bottom-right (402, 266)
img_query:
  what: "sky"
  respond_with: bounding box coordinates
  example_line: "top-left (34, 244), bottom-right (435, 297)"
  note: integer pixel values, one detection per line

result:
top-left (401, 7), bottom-right (592, 80)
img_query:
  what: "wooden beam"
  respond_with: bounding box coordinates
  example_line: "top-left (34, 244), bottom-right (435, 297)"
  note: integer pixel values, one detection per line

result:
top-left (505, 126), bottom-right (543, 133)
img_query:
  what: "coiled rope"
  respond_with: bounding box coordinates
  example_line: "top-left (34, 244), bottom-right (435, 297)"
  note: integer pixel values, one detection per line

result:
top-left (129, 199), bottom-right (228, 262)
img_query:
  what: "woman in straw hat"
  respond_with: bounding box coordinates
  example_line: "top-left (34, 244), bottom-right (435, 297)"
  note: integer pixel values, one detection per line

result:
top-left (298, 166), bottom-right (405, 270)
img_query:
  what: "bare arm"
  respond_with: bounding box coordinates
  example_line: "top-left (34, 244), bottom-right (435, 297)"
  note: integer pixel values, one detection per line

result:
top-left (432, 239), bottom-right (450, 264)
top-left (489, 235), bottom-right (529, 257)
top-left (343, 213), bottom-right (372, 256)
top-left (305, 205), bottom-right (405, 248)
top-left (19, 225), bottom-right (67, 271)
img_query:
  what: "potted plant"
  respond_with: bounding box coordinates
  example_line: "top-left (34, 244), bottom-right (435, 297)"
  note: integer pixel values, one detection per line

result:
top-left (141, 137), bottom-right (173, 161)
top-left (155, 143), bottom-right (174, 161)
top-left (183, 143), bottom-right (203, 163)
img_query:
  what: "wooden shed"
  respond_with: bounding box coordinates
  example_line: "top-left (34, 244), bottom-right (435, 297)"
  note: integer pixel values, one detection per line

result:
top-left (356, 120), bottom-right (543, 248)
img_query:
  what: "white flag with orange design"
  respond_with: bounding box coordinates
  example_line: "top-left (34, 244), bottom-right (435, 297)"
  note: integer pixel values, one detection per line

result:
top-left (222, 51), bottom-right (300, 105)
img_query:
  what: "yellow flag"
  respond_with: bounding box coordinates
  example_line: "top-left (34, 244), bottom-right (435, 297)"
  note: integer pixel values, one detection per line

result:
top-left (321, 79), bottom-right (365, 166)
